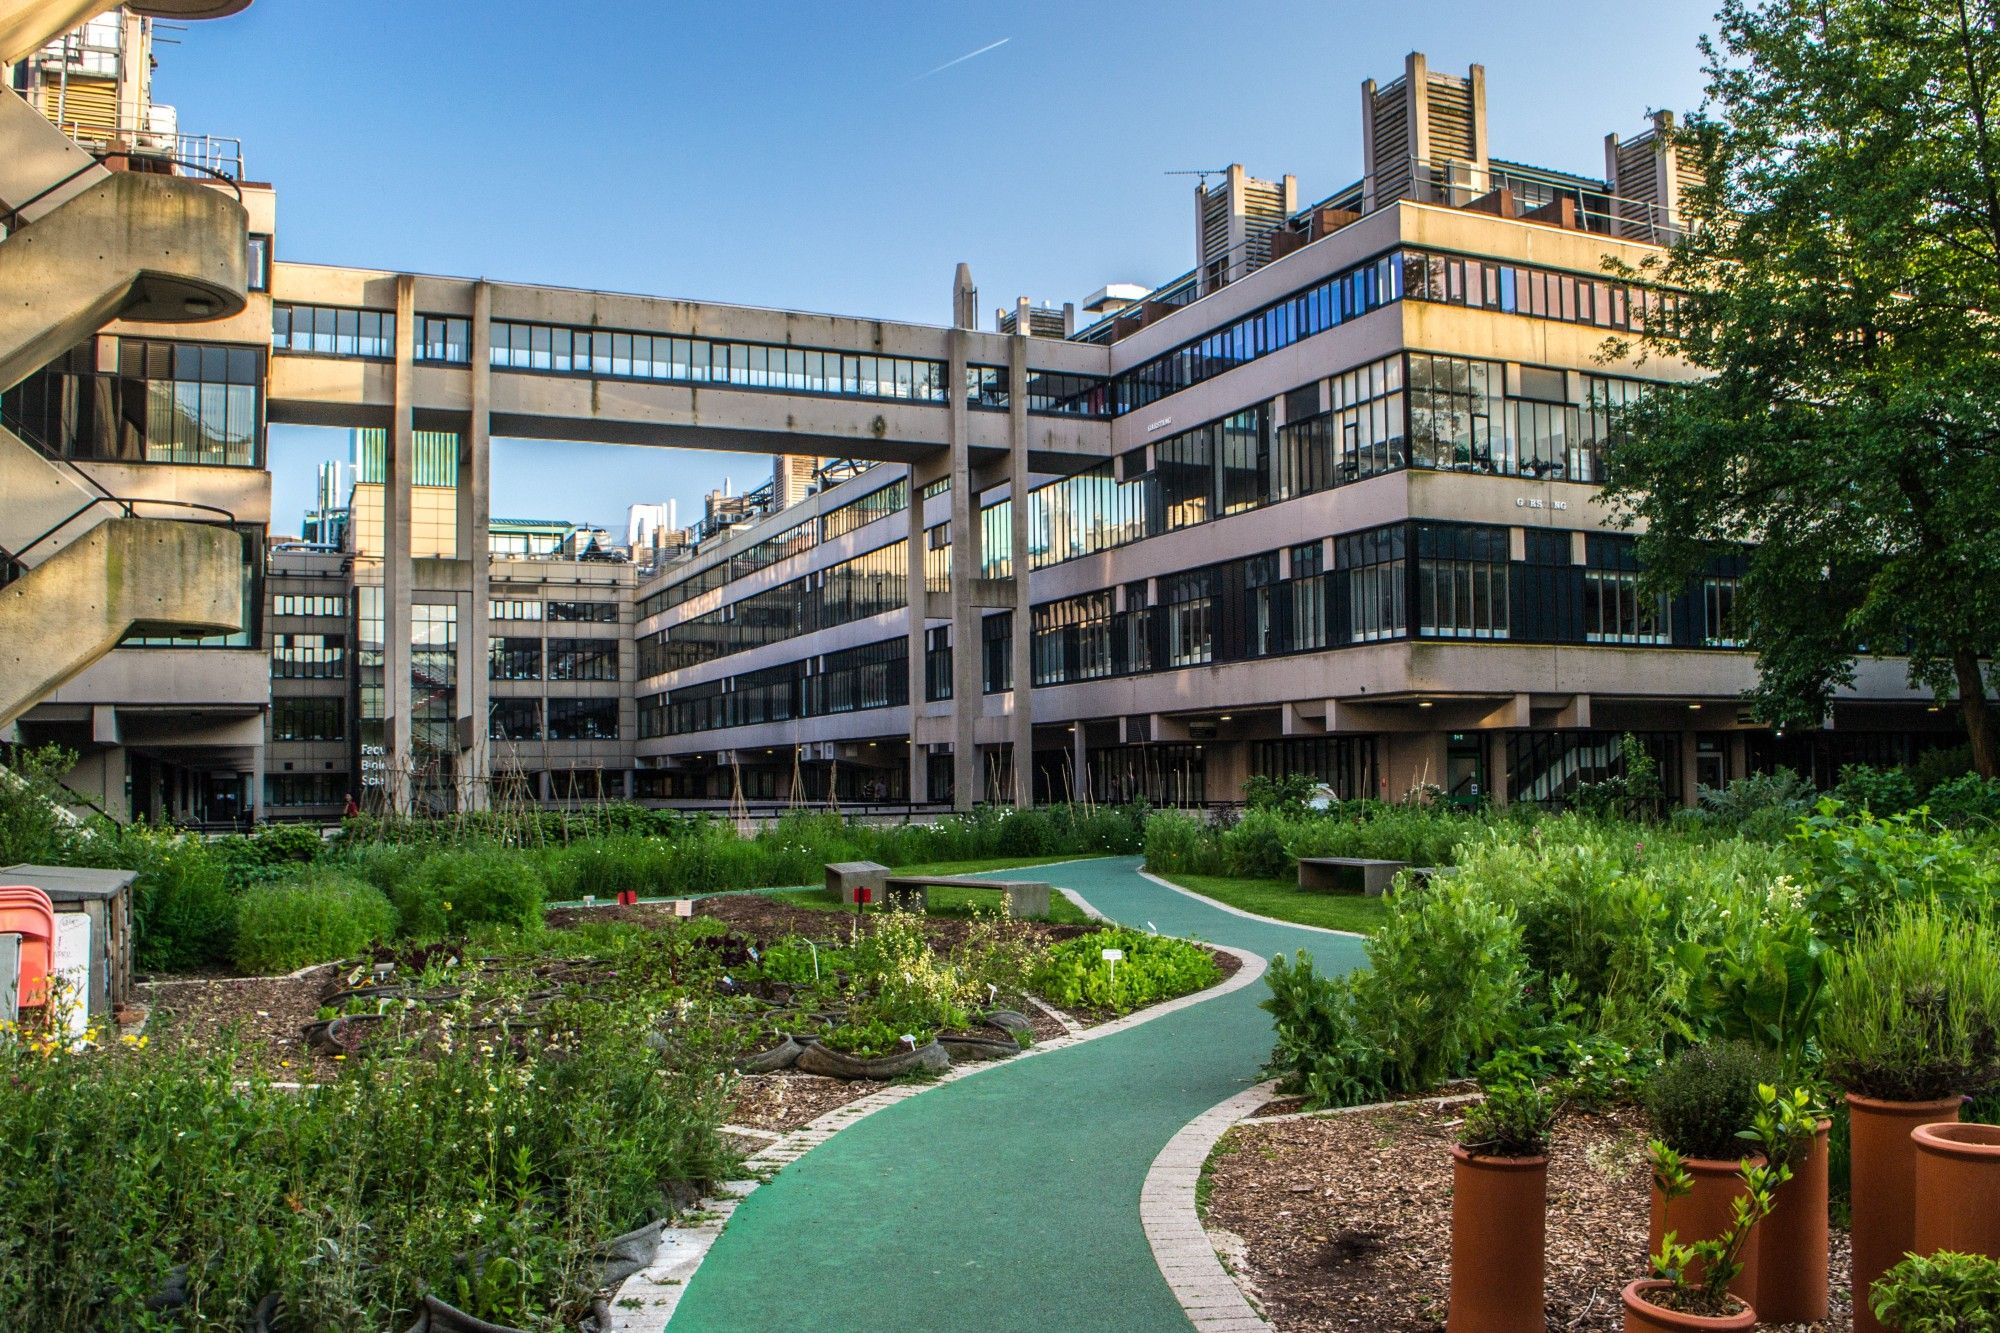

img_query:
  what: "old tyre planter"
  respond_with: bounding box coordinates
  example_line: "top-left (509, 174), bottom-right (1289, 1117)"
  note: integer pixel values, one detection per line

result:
top-left (1619, 1280), bottom-right (1754, 1333)
top-left (734, 1034), bottom-right (805, 1073)
top-left (1646, 1155), bottom-right (1760, 1303)
top-left (980, 1009), bottom-right (1034, 1038)
top-left (303, 1012), bottom-right (386, 1056)
top-left (404, 1293), bottom-right (529, 1332)
top-left (1446, 1145), bottom-right (1546, 1333)
top-left (1753, 1118), bottom-right (1830, 1323)
top-left (1912, 1120), bottom-right (2000, 1259)
top-left (794, 1037), bottom-right (950, 1080)
top-left (1848, 1093), bottom-right (1962, 1333)
top-left (938, 1032), bottom-right (1022, 1063)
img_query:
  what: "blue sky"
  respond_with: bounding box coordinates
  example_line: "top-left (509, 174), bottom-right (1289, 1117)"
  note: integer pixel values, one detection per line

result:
top-left (154, 0), bottom-right (1718, 535)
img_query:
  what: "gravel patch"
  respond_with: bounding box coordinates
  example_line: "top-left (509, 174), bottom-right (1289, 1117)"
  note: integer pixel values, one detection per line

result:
top-left (1201, 1098), bottom-right (1852, 1332)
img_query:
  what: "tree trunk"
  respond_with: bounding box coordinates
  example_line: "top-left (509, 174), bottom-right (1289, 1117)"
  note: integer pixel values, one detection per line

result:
top-left (1954, 649), bottom-right (1999, 779)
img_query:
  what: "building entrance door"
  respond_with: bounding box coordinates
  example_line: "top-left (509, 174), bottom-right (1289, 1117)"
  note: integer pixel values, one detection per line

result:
top-left (1446, 733), bottom-right (1486, 805)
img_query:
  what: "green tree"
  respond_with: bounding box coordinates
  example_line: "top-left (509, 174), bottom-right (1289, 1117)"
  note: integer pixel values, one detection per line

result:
top-left (1604, 0), bottom-right (2000, 776)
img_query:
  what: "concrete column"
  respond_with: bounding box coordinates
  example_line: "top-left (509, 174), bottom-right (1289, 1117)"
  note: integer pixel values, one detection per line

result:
top-left (1679, 731), bottom-right (1700, 809)
top-left (904, 461), bottom-right (928, 805)
top-left (248, 741), bottom-right (265, 825)
top-left (947, 326), bottom-right (980, 810)
top-left (384, 275), bottom-right (416, 815)
top-left (458, 281), bottom-right (494, 811)
top-left (1007, 315), bottom-right (1034, 807)
top-left (1073, 722), bottom-right (1088, 805)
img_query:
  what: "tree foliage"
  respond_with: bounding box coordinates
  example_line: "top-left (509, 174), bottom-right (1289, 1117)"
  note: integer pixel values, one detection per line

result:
top-left (1604, 0), bottom-right (2000, 775)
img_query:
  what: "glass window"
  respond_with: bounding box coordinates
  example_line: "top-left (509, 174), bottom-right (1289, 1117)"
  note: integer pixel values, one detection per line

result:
top-left (548, 637), bottom-right (619, 681)
top-left (1416, 525), bottom-right (1510, 639)
top-left (489, 697), bottom-right (542, 742)
top-left (1338, 526), bottom-right (1407, 643)
top-left (272, 632), bottom-right (346, 679)
top-left (547, 697), bottom-right (619, 741)
top-left (488, 636), bottom-right (541, 681)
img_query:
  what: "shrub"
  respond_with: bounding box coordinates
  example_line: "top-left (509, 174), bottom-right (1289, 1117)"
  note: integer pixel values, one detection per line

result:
top-left (1644, 1041), bottom-right (1779, 1161)
top-left (1262, 877), bottom-right (1527, 1107)
top-left (1219, 808), bottom-right (1292, 878)
top-left (1925, 774), bottom-right (2000, 829)
top-left (1870, 1251), bottom-right (2000, 1333)
top-left (1029, 928), bottom-right (1220, 1014)
top-left (399, 848), bottom-right (547, 939)
top-left (0, 743), bottom-right (80, 866)
top-left (1696, 767), bottom-right (1815, 839)
top-left (1911, 746), bottom-right (1977, 799)
top-left (1821, 904), bottom-right (2000, 1101)
top-left (209, 823), bottom-right (327, 889)
top-left (1791, 803), bottom-right (2000, 928)
top-left (1143, 809), bottom-right (1222, 875)
top-left (1833, 763), bottom-right (1920, 815)
top-left (1243, 772), bottom-right (1318, 817)
top-left (77, 825), bottom-right (238, 973)
top-left (232, 873), bottom-right (396, 973)
top-left (1461, 1050), bottom-right (1555, 1157)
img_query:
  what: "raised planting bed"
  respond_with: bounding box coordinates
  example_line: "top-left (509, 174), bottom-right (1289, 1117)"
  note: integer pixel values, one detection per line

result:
top-left (1199, 1098), bottom-right (1852, 1333)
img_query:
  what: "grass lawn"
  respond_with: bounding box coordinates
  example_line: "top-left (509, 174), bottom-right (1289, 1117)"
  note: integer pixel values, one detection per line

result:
top-left (769, 854), bottom-right (1102, 925)
top-left (1158, 872), bottom-right (1388, 935)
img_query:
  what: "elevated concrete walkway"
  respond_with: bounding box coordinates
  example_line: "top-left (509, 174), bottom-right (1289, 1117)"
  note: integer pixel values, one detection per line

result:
top-left (0, 518), bottom-right (244, 729)
top-left (0, 0), bottom-right (249, 65)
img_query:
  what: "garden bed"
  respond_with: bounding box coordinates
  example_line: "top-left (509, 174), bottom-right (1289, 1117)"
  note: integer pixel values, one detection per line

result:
top-left (1200, 1098), bottom-right (1853, 1332)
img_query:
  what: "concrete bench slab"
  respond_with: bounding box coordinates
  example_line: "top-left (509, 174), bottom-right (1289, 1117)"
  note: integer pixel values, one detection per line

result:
top-left (882, 875), bottom-right (1054, 921)
top-left (1296, 856), bottom-right (1408, 898)
top-left (825, 861), bottom-right (887, 906)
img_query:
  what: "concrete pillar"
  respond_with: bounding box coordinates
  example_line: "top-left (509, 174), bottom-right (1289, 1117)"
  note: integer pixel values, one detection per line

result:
top-left (1007, 316), bottom-right (1034, 807)
top-left (1073, 722), bottom-right (1088, 806)
top-left (904, 461), bottom-right (928, 805)
top-left (947, 326), bottom-right (980, 810)
top-left (1679, 731), bottom-right (1700, 809)
top-left (457, 281), bottom-right (494, 811)
top-left (384, 275), bottom-right (416, 815)
top-left (248, 740), bottom-right (264, 825)
top-left (1489, 730), bottom-right (1512, 807)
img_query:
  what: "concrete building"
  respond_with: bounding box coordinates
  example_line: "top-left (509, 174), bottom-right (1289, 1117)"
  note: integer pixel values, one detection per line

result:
top-left (2, 0), bottom-right (259, 823)
top-left (2, 27), bottom-right (1962, 821)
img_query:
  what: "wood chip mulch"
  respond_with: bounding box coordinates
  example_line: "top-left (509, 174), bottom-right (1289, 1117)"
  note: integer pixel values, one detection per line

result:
top-left (727, 1071), bottom-right (893, 1132)
top-left (1201, 1098), bottom-right (1853, 1332)
top-left (137, 968), bottom-right (343, 1079)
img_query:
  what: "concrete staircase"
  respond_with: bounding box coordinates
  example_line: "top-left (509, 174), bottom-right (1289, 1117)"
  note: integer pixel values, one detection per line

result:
top-left (0, 0), bottom-right (250, 65)
top-left (0, 74), bottom-right (252, 727)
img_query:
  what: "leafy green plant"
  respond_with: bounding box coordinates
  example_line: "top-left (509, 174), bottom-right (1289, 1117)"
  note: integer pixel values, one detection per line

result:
top-left (1243, 772), bottom-right (1320, 817)
top-left (232, 873), bottom-right (397, 973)
top-left (1833, 764), bottom-right (1920, 816)
top-left (1645, 1141), bottom-right (1786, 1318)
top-left (1821, 903), bottom-right (2000, 1101)
top-left (0, 743), bottom-right (80, 866)
top-left (1645, 1041), bottom-right (1780, 1161)
top-left (398, 847), bottom-right (547, 939)
top-left (1461, 1050), bottom-right (1555, 1157)
top-left (1870, 1251), bottom-right (2000, 1332)
top-left (1029, 928), bottom-right (1220, 1015)
top-left (1143, 808), bottom-right (1223, 875)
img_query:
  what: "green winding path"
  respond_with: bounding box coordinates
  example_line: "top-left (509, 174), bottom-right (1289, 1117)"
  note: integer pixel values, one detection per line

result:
top-left (669, 856), bottom-right (1365, 1332)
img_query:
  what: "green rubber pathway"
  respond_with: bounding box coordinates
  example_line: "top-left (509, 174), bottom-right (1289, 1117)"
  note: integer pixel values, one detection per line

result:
top-left (669, 855), bottom-right (1366, 1332)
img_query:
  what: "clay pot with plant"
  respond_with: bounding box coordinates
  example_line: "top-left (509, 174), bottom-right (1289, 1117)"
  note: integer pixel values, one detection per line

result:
top-left (1747, 1083), bottom-right (1833, 1323)
top-left (1448, 1052), bottom-right (1555, 1333)
top-left (1621, 1145), bottom-right (1785, 1332)
top-left (1819, 905), bottom-right (2000, 1333)
top-left (1641, 1042), bottom-right (1778, 1304)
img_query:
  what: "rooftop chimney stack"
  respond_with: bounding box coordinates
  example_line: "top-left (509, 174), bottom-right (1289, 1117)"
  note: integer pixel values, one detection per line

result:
top-left (1194, 164), bottom-right (1298, 296)
top-left (1362, 52), bottom-right (1489, 212)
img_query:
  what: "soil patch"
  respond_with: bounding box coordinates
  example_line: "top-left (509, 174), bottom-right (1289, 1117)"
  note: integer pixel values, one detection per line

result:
top-left (728, 1071), bottom-right (891, 1132)
top-left (138, 968), bottom-right (342, 1079)
top-left (1202, 1098), bottom-right (1852, 1332)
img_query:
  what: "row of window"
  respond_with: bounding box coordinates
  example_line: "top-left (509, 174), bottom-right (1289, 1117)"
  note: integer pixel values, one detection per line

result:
top-left (638, 542), bottom-right (907, 675)
top-left (264, 772), bottom-right (350, 807)
top-left (489, 637), bottom-right (621, 681)
top-left (964, 365), bottom-right (1113, 418)
top-left (271, 593), bottom-right (347, 618)
top-left (487, 598), bottom-right (620, 623)
top-left (4, 338), bottom-right (264, 469)
top-left (1108, 248), bottom-right (1676, 417)
top-left (270, 696), bottom-right (345, 742)
top-left (637, 481), bottom-right (909, 620)
top-left (272, 633), bottom-right (346, 679)
top-left (638, 638), bottom-right (908, 737)
top-left (489, 697), bottom-right (622, 742)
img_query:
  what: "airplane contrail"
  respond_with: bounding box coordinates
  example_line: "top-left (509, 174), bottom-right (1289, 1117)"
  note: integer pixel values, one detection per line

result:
top-left (915, 37), bottom-right (1010, 81)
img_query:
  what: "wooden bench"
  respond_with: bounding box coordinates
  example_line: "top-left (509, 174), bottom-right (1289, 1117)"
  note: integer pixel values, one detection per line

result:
top-left (1297, 856), bottom-right (1409, 898)
top-left (825, 860), bottom-right (888, 906)
top-left (881, 875), bottom-right (1054, 920)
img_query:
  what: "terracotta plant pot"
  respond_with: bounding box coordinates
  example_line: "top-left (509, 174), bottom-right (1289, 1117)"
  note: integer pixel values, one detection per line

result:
top-left (1620, 1279), bottom-right (1755, 1332)
top-left (1912, 1120), bottom-right (2000, 1259)
top-left (1754, 1118), bottom-right (1830, 1324)
top-left (1447, 1145), bottom-right (1546, 1333)
top-left (1847, 1092), bottom-right (1963, 1333)
top-left (1646, 1154), bottom-right (1761, 1303)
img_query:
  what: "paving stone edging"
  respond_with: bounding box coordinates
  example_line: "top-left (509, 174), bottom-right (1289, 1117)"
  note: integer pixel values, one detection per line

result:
top-left (1140, 1075), bottom-right (1283, 1332)
top-left (607, 926), bottom-right (1269, 1331)
top-left (1136, 867), bottom-right (1368, 939)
